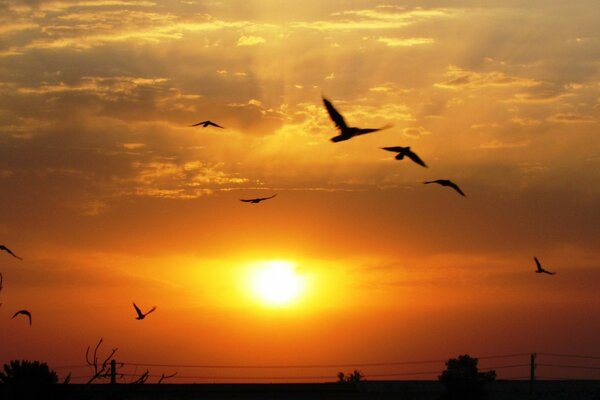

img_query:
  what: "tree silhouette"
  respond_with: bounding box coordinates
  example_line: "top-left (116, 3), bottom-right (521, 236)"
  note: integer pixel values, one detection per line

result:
top-left (0, 360), bottom-right (58, 385)
top-left (439, 354), bottom-right (495, 399)
top-left (337, 369), bottom-right (364, 383)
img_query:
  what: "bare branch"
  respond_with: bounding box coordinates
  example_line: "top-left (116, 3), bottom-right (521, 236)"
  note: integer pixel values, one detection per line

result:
top-left (158, 372), bottom-right (178, 384)
top-left (85, 338), bottom-right (119, 384)
top-left (130, 370), bottom-right (149, 385)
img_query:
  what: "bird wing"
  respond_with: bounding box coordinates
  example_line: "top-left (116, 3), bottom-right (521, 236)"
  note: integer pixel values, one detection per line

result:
top-left (144, 306), bottom-right (157, 316)
top-left (322, 97), bottom-right (348, 130)
top-left (381, 146), bottom-right (403, 152)
top-left (240, 199), bottom-right (254, 203)
top-left (259, 194), bottom-right (277, 201)
top-left (190, 121), bottom-right (208, 127)
top-left (355, 128), bottom-right (381, 136)
top-left (12, 310), bottom-right (31, 324)
top-left (133, 302), bottom-right (144, 318)
top-left (207, 121), bottom-right (224, 128)
top-left (534, 257), bottom-right (543, 272)
top-left (0, 245), bottom-right (22, 260)
top-left (405, 150), bottom-right (427, 167)
top-left (448, 181), bottom-right (466, 196)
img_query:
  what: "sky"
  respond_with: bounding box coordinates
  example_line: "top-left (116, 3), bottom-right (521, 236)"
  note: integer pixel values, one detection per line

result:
top-left (0, 0), bottom-right (599, 383)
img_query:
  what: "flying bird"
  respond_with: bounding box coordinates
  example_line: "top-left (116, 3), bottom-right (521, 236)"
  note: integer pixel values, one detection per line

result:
top-left (381, 146), bottom-right (427, 168)
top-left (190, 120), bottom-right (224, 129)
top-left (133, 302), bottom-right (156, 320)
top-left (322, 96), bottom-right (391, 142)
top-left (0, 245), bottom-right (22, 260)
top-left (534, 257), bottom-right (556, 275)
top-left (12, 310), bottom-right (32, 325)
top-left (240, 194), bottom-right (277, 204)
top-left (424, 179), bottom-right (466, 196)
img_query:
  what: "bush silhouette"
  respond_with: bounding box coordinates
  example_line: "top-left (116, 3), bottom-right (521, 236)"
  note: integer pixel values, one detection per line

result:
top-left (0, 360), bottom-right (58, 385)
top-left (438, 354), bottom-right (495, 399)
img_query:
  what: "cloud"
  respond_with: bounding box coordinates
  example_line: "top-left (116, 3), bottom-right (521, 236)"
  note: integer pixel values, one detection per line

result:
top-left (377, 37), bottom-right (434, 47)
top-left (403, 126), bottom-right (431, 138)
top-left (479, 139), bottom-right (531, 150)
top-left (435, 66), bottom-right (540, 90)
top-left (236, 35), bottom-right (266, 46)
top-left (291, 7), bottom-right (452, 31)
top-left (548, 113), bottom-right (597, 123)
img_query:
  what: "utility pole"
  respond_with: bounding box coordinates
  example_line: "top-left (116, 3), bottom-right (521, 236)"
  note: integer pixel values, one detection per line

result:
top-left (529, 353), bottom-right (536, 394)
top-left (110, 359), bottom-right (116, 384)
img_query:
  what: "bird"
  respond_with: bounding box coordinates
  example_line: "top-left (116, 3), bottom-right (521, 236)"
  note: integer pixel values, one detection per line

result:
top-left (423, 179), bottom-right (466, 196)
top-left (534, 257), bottom-right (556, 275)
top-left (322, 96), bottom-right (391, 142)
top-left (0, 245), bottom-right (22, 260)
top-left (133, 302), bottom-right (156, 320)
top-left (12, 310), bottom-right (32, 325)
top-left (240, 194), bottom-right (277, 204)
top-left (381, 146), bottom-right (427, 167)
top-left (190, 120), bottom-right (224, 129)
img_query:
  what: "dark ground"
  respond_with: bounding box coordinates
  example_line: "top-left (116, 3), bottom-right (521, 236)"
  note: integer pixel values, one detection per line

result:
top-left (2, 380), bottom-right (600, 400)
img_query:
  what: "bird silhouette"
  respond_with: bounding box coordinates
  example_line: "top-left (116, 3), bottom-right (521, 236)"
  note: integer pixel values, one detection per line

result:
top-left (12, 310), bottom-right (32, 325)
top-left (240, 194), bottom-right (277, 204)
top-left (190, 120), bottom-right (224, 129)
top-left (322, 97), bottom-right (391, 142)
top-left (133, 302), bottom-right (156, 320)
top-left (0, 245), bottom-right (22, 260)
top-left (424, 179), bottom-right (465, 196)
top-left (381, 146), bottom-right (427, 167)
top-left (534, 257), bottom-right (556, 275)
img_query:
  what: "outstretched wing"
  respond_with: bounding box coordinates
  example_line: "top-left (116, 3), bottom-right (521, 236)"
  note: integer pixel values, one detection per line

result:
top-left (258, 194), bottom-right (277, 201)
top-left (448, 181), bottom-right (466, 196)
top-left (207, 121), bottom-right (224, 129)
top-left (534, 257), bottom-right (543, 272)
top-left (12, 310), bottom-right (31, 324)
top-left (381, 146), bottom-right (403, 153)
top-left (133, 302), bottom-right (144, 318)
top-left (322, 97), bottom-right (348, 131)
top-left (144, 306), bottom-right (157, 316)
top-left (190, 121), bottom-right (208, 127)
top-left (406, 150), bottom-right (427, 168)
top-left (355, 128), bottom-right (381, 135)
top-left (0, 245), bottom-right (22, 260)
top-left (240, 199), bottom-right (254, 203)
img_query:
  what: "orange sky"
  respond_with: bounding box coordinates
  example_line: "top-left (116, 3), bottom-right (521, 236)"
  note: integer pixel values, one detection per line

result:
top-left (1, 0), bottom-right (600, 383)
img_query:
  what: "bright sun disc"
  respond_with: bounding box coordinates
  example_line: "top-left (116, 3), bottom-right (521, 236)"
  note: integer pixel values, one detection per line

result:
top-left (251, 261), bottom-right (304, 306)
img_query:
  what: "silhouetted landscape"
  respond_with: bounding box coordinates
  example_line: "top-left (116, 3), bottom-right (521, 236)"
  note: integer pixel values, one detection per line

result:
top-left (1, 1), bottom-right (599, 399)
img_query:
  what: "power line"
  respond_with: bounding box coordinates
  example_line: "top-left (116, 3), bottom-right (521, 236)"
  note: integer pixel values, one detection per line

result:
top-left (120, 359), bottom-right (449, 369)
top-left (538, 364), bottom-right (600, 371)
top-left (52, 365), bottom-right (89, 370)
top-left (484, 363), bottom-right (529, 370)
top-left (538, 352), bottom-right (600, 360)
top-left (477, 353), bottom-right (530, 360)
top-left (120, 353), bottom-right (529, 370)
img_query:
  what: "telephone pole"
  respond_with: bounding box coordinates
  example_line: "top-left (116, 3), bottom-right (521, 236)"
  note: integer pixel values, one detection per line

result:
top-left (110, 359), bottom-right (116, 384)
top-left (529, 353), bottom-right (536, 394)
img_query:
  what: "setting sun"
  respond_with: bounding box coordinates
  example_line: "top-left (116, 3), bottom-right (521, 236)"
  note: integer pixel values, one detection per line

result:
top-left (250, 260), bottom-right (305, 306)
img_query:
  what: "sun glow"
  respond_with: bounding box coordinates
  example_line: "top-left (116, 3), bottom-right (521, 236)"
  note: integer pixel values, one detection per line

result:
top-left (250, 260), bottom-right (305, 306)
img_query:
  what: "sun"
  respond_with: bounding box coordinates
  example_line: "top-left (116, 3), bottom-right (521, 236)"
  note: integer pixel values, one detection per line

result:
top-left (250, 260), bottom-right (305, 306)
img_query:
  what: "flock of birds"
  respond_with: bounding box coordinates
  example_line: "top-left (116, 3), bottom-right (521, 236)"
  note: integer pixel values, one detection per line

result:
top-left (2, 95), bottom-right (556, 327)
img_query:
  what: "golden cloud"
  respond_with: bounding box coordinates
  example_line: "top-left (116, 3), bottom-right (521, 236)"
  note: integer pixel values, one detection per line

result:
top-left (377, 37), bottom-right (434, 47)
top-left (236, 35), bottom-right (266, 46)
